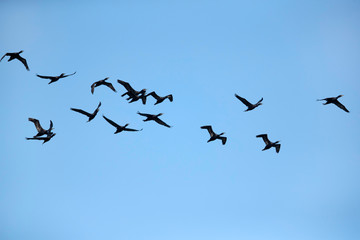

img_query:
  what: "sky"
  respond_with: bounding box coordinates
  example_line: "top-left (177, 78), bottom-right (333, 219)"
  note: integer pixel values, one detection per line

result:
top-left (1, 0), bottom-right (360, 239)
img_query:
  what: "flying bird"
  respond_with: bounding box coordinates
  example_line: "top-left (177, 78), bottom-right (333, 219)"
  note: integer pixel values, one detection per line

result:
top-left (137, 112), bottom-right (171, 128)
top-left (117, 79), bottom-right (147, 104)
top-left (103, 115), bottom-right (142, 134)
top-left (28, 118), bottom-right (54, 137)
top-left (36, 72), bottom-right (76, 84)
top-left (26, 133), bottom-right (56, 144)
top-left (146, 91), bottom-right (173, 105)
top-left (0, 50), bottom-right (29, 70)
top-left (200, 125), bottom-right (227, 145)
top-left (91, 77), bottom-right (116, 94)
top-left (317, 95), bottom-right (349, 113)
top-left (70, 102), bottom-right (101, 122)
top-left (235, 94), bottom-right (263, 111)
top-left (256, 134), bottom-right (280, 153)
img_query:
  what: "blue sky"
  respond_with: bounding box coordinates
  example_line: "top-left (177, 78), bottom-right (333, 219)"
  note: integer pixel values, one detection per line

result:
top-left (1, 0), bottom-right (360, 239)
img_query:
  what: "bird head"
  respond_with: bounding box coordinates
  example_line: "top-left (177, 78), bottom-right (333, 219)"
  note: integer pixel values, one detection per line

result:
top-left (19, 50), bottom-right (24, 54)
top-left (220, 132), bottom-right (225, 135)
top-left (337, 94), bottom-right (343, 99)
top-left (157, 113), bottom-right (163, 117)
top-left (274, 140), bottom-right (280, 144)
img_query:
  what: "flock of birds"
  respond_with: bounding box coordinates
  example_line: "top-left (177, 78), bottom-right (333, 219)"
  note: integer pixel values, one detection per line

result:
top-left (2, 50), bottom-right (351, 153)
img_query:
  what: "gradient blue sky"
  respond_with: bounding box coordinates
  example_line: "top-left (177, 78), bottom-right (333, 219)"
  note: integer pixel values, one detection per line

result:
top-left (1, 1), bottom-right (360, 239)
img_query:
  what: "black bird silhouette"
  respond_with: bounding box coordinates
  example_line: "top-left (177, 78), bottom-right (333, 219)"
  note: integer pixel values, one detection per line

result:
top-left (26, 133), bottom-right (56, 144)
top-left (91, 77), bottom-right (116, 94)
top-left (200, 125), bottom-right (227, 145)
top-left (117, 79), bottom-right (147, 104)
top-left (137, 112), bottom-right (171, 128)
top-left (28, 118), bottom-right (54, 137)
top-left (36, 72), bottom-right (76, 84)
top-left (103, 115), bottom-right (142, 134)
top-left (235, 94), bottom-right (263, 111)
top-left (256, 134), bottom-right (280, 153)
top-left (0, 50), bottom-right (29, 70)
top-left (317, 95), bottom-right (349, 113)
top-left (146, 91), bottom-right (173, 105)
top-left (70, 102), bottom-right (101, 122)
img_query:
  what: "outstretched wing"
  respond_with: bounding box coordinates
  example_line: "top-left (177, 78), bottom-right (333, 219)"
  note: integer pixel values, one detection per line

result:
top-left (275, 144), bottom-right (281, 153)
top-left (70, 108), bottom-right (92, 117)
top-left (147, 91), bottom-right (161, 100)
top-left (154, 117), bottom-right (171, 128)
top-left (201, 125), bottom-right (214, 137)
top-left (103, 82), bottom-right (117, 92)
top-left (256, 134), bottom-right (270, 145)
top-left (219, 136), bottom-right (227, 145)
top-left (36, 74), bottom-right (53, 79)
top-left (256, 97), bottom-right (263, 105)
top-left (166, 94), bottom-right (173, 102)
top-left (117, 80), bottom-right (136, 93)
top-left (124, 127), bottom-right (142, 132)
top-left (91, 82), bottom-right (97, 94)
top-left (17, 55), bottom-right (29, 71)
top-left (28, 118), bottom-right (45, 132)
top-left (137, 111), bottom-right (151, 117)
top-left (333, 100), bottom-right (349, 113)
top-left (235, 94), bottom-right (252, 107)
top-left (63, 72), bottom-right (76, 78)
top-left (0, 53), bottom-right (9, 62)
top-left (103, 115), bottom-right (120, 128)
top-left (49, 120), bottom-right (53, 131)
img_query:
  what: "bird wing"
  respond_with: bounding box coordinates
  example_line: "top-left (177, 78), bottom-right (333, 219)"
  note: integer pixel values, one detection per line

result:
top-left (124, 127), bottom-right (142, 132)
top-left (275, 144), bottom-right (281, 153)
top-left (333, 100), bottom-right (349, 113)
top-left (63, 72), bottom-right (76, 78)
top-left (90, 82), bottom-right (97, 94)
top-left (256, 134), bottom-right (270, 145)
top-left (166, 94), bottom-right (173, 102)
top-left (17, 55), bottom-right (29, 70)
top-left (103, 115), bottom-right (120, 128)
top-left (154, 117), bottom-right (171, 128)
top-left (201, 125), bottom-right (214, 136)
top-left (70, 108), bottom-right (92, 117)
top-left (36, 74), bottom-right (54, 79)
top-left (235, 94), bottom-right (252, 107)
top-left (49, 120), bottom-right (53, 131)
top-left (137, 111), bottom-right (151, 117)
top-left (103, 82), bottom-right (117, 92)
top-left (0, 53), bottom-right (9, 62)
top-left (256, 97), bottom-right (263, 104)
top-left (219, 136), bottom-right (227, 145)
top-left (28, 118), bottom-right (45, 132)
top-left (147, 91), bottom-right (161, 100)
top-left (117, 80), bottom-right (136, 93)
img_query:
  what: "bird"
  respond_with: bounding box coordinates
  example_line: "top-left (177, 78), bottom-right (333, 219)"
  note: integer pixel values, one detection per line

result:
top-left (137, 112), bottom-right (171, 128)
top-left (256, 134), bottom-right (280, 153)
top-left (0, 50), bottom-right (29, 70)
top-left (146, 91), bottom-right (173, 105)
top-left (317, 95), bottom-right (349, 113)
top-left (103, 115), bottom-right (142, 134)
top-left (200, 125), bottom-right (227, 145)
top-left (91, 77), bottom-right (116, 94)
top-left (26, 133), bottom-right (56, 144)
top-left (117, 79), bottom-right (147, 104)
top-left (235, 94), bottom-right (263, 111)
top-left (70, 102), bottom-right (101, 122)
top-left (36, 72), bottom-right (76, 84)
top-left (28, 118), bottom-right (54, 137)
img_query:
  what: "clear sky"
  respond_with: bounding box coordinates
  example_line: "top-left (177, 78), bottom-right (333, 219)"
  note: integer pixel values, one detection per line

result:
top-left (1, 0), bottom-right (360, 239)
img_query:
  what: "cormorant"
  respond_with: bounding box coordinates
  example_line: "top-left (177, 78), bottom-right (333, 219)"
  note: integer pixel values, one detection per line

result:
top-left (200, 125), bottom-right (227, 145)
top-left (146, 91), bottom-right (173, 105)
top-left (137, 112), bottom-right (171, 128)
top-left (36, 72), bottom-right (76, 84)
top-left (117, 79), bottom-right (147, 104)
top-left (103, 115), bottom-right (142, 134)
top-left (28, 118), bottom-right (54, 137)
top-left (0, 50), bottom-right (29, 70)
top-left (256, 134), bottom-right (280, 153)
top-left (235, 94), bottom-right (263, 111)
top-left (70, 102), bottom-right (101, 122)
top-left (91, 77), bottom-right (116, 94)
top-left (26, 133), bottom-right (56, 144)
top-left (317, 95), bottom-right (349, 113)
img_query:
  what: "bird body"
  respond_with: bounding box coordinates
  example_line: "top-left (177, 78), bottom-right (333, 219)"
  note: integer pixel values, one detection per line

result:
top-left (71, 102), bottom-right (101, 122)
top-left (36, 72), bottom-right (76, 84)
top-left (1, 50), bottom-right (29, 70)
top-left (201, 125), bottom-right (227, 145)
top-left (256, 134), bottom-right (280, 153)
top-left (91, 77), bottom-right (116, 94)
top-left (103, 115), bottom-right (142, 134)
top-left (317, 95), bottom-right (349, 113)
top-left (137, 112), bottom-right (171, 128)
top-left (235, 94), bottom-right (263, 111)
top-left (146, 91), bottom-right (173, 105)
